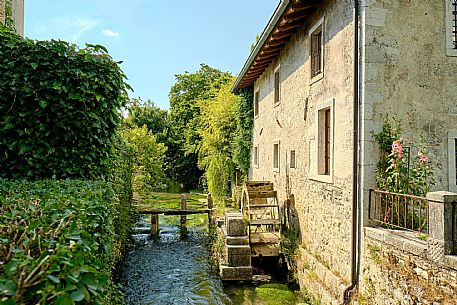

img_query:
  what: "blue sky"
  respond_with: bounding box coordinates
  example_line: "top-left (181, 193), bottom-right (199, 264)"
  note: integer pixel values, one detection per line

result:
top-left (25, 0), bottom-right (278, 109)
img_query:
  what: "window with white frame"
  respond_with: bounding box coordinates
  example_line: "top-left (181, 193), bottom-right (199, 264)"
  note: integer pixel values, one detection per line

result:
top-left (254, 90), bottom-right (260, 117)
top-left (448, 130), bottom-right (457, 192)
top-left (253, 146), bottom-right (259, 168)
top-left (446, 0), bottom-right (457, 56)
top-left (290, 150), bottom-right (296, 169)
top-left (309, 98), bottom-right (334, 183)
top-left (274, 66), bottom-right (280, 106)
top-left (273, 141), bottom-right (280, 171)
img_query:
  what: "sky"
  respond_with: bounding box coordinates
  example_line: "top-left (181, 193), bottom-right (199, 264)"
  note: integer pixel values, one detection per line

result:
top-left (25, 0), bottom-right (279, 109)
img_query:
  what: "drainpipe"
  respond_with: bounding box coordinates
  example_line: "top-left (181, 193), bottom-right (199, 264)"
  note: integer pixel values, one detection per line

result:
top-left (344, 0), bottom-right (360, 302)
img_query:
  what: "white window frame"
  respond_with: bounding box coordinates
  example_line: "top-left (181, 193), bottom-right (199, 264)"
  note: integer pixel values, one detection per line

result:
top-left (309, 16), bottom-right (325, 84)
top-left (309, 98), bottom-right (334, 184)
top-left (253, 145), bottom-right (259, 168)
top-left (446, 0), bottom-right (457, 56)
top-left (274, 65), bottom-right (281, 106)
top-left (448, 130), bottom-right (457, 192)
top-left (273, 140), bottom-right (280, 172)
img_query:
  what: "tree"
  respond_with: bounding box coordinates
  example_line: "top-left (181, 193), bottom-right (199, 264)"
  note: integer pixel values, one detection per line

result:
top-left (120, 126), bottom-right (167, 192)
top-left (168, 64), bottom-right (233, 188)
top-left (124, 98), bottom-right (170, 144)
top-left (198, 82), bottom-right (238, 200)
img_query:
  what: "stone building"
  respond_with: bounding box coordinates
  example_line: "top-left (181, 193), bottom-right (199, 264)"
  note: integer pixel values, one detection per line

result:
top-left (232, 0), bottom-right (457, 304)
top-left (0, 0), bottom-right (24, 35)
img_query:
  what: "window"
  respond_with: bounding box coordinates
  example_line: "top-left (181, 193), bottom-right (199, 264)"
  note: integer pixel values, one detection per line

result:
top-left (453, 0), bottom-right (457, 48)
top-left (446, 0), bottom-right (457, 56)
top-left (254, 90), bottom-right (259, 117)
top-left (448, 130), bottom-right (457, 192)
top-left (273, 142), bottom-right (280, 171)
top-left (309, 97), bottom-right (334, 183)
top-left (274, 66), bottom-right (280, 105)
top-left (253, 146), bottom-right (259, 168)
top-left (290, 150), bottom-right (296, 169)
top-left (311, 28), bottom-right (322, 77)
top-left (318, 108), bottom-right (331, 175)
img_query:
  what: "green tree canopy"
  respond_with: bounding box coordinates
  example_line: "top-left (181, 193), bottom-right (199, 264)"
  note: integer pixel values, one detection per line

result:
top-left (168, 64), bottom-right (233, 188)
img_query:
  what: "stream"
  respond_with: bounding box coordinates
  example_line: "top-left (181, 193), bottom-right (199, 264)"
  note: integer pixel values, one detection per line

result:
top-left (116, 215), bottom-right (301, 305)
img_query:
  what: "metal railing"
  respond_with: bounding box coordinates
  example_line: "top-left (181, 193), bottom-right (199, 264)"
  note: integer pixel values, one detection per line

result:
top-left (369, 189), bottom-right (429, 234)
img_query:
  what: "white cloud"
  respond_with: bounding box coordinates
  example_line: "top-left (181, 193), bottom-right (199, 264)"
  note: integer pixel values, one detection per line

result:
top-left (32, 17), bottom-right (98, 43)
top-left (102, 29), bottom-right (119, 37)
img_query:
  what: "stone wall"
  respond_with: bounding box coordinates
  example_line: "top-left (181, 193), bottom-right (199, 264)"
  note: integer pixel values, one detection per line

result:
top-left (250, 0), bottom-right (355, 303)
top-left (0, 0), bottom-right (5, 24)
top-left (360, 227), bottom-right (457, 305)
top-left (360, 0), bottom-right (457, 223)
top-left (0, 0), bottom-right (24, 35)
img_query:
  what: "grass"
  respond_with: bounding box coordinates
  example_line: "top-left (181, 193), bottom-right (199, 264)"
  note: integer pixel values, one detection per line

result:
top-left (140, 191), bottom-right (208, 210)
top-left (255, 284), bottom-right (296, 305)
top-left (136, 191), bottom-right (209, 228)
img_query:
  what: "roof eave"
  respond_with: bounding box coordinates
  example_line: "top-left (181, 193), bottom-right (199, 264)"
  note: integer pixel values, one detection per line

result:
top-left (231, 0), bottom-right (290, 93)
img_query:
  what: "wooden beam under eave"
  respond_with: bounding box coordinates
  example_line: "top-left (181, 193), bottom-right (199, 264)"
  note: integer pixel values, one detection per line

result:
top-left (267, 37), bottom-right (289, 47)
top-left (277, 22), bottom-right (300, 32)
top-left (259, 46), bottom-right (281, 55)
top-left (271, 29), bottom-right (291, 40)
top-left (256, 53), bottom-right (278, 62)
top-left (249, 64), bottom-right (271, 73)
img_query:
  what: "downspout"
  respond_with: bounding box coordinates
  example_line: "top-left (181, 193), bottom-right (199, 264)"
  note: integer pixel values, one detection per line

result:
top-left (344, 0), bottom-right (360, 302)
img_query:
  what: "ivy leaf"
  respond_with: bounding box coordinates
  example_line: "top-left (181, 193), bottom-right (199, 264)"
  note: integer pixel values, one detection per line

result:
top-left (30, 62), bottom-right (38, 70)
top-left (47, 274), bottom-right (60, 284)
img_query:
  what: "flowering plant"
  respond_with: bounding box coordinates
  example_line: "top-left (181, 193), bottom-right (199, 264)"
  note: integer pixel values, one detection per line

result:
top-left (374, 117), bottom-right (435, 196)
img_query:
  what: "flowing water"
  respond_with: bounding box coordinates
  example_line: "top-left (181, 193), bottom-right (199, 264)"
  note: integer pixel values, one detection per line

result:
top-left (116, 215), bottom-right (300, 305)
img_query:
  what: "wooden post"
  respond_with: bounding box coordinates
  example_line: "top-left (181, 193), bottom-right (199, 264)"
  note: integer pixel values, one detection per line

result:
top-left (150, 214), bottom-right (159, 237)
top-left (207, 193), bottom-right (214, 229)
top-left (180, 193), bottom-right (187, 235)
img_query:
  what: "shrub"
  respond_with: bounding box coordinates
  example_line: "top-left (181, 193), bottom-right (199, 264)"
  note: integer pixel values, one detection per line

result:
top-left (0, 179), bottom-right (133, 304)
top-left (120, 126), bottom-right (167, 192)
top-left (0, 28), bottom-right (130, 180)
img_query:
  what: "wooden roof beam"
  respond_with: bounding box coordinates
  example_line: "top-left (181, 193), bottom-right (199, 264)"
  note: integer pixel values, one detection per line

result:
top-left (277, 21), bottom-right (301, 32)
top-left (267, 37), bottom-right (289, 47)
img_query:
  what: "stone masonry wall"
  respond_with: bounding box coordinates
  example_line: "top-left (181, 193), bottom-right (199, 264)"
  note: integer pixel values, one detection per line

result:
top-left (360, 0), bottom-right (457, 224)
top-left (0, 0), bottom-right (24, 35)
top-left (250, 0), bottom-right (355, 303)
top-left (0, 0), bottom-right (5, 24)
top-left (360, 227), bottom-right (457, 305)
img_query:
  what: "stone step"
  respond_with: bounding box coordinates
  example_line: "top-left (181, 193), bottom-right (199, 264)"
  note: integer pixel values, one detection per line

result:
top-left (219, 266), bottom-right (253, 281)
top-left (225, 244), bottom-right (251, 267)
top-left (225, 212), bottom-right (246, 236)
top-left (226, 235), bottom-right (249, 246)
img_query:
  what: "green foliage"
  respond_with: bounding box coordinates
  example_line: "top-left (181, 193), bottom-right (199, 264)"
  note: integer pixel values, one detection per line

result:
top-left (373, 116), bottom-right (435, 196)
top-left (0, 28), bottom-right (130, 180)
top-left (168, 64), bottom-right (233, 188)
top-left (124, 99), bottom-right (170, 145)
top-left (255, 284), bottom-right (296, 305)
top-left (198, 82), bottom-right (237, 200)
top-left (0, 179), bottom-right (135, 305)
top-left (232, 86), bottom-right (254, 175)
top-left (120, 126), bottom-right (167, 192)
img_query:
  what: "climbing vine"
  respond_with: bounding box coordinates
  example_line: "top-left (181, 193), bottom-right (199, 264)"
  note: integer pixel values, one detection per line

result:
top-left (233, 86), bottom-right (254, 175)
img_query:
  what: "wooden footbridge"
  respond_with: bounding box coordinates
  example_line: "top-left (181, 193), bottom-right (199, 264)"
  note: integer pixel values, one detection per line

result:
top-left (137, 193), bottom-right (214, 235)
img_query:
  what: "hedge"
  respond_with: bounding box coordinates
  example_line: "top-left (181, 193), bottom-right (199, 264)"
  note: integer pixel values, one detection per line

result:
top-left (0, 179), bottom-right (135, 305)
top-left (0, 27), bottom-right (131, 180)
